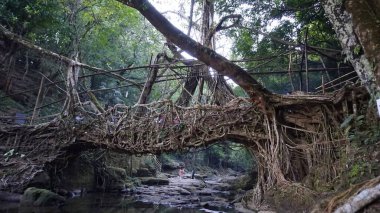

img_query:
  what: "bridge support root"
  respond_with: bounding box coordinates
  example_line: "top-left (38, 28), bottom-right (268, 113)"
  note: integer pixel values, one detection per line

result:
top-left (243, 89), bottom-right (375, 211)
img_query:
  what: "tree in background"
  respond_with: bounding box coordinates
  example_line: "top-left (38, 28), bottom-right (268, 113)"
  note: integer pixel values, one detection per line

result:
top-left (0, 0), bottom-right (164, 113)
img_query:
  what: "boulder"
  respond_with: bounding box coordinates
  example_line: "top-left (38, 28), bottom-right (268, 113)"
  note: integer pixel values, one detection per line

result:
top-left (21, 187), bottom-right (65, 206)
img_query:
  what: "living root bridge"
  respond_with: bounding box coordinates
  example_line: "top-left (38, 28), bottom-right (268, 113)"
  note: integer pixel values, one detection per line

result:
top-left (0, 98), bottom-right (266, 191)
top-left (0, 85), bottom-right (369, 195)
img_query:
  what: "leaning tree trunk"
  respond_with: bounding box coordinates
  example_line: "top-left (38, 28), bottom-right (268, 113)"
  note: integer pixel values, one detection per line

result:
top-left (323, 0), bottom-right (380, 98)
top-left (117, 0), bottom-right (271, 109)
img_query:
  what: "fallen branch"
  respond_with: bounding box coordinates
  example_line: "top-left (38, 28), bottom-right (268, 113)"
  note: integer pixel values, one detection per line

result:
top-left (325, 176), bottom-right (380, 213)
top-left (334, 182), bottom-right (380, 213)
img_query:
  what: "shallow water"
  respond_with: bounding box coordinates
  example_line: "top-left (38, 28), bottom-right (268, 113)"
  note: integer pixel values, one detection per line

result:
top-left (0, 193), bottom-right (234, 213)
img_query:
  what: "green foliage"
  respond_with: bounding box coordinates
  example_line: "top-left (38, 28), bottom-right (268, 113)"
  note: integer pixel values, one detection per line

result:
top-left (0, 0), bottom-right (61, 32)
top-left (217, 0), bottom-right (342, 93)
top-left (341, 113), bottom-right (380, 145)
top-left (349, 163), bottom-right (364, 179)
top-left (1, 0), bottom-right (164, 109)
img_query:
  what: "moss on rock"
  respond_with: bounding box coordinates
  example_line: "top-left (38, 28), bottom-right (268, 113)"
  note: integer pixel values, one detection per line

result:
top-left (21, 187), bottom-right (65, 206)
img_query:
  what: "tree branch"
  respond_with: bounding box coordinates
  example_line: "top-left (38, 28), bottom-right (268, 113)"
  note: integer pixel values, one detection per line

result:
top-left (187, 0), bottom-right (195, 36)
top-left (117, 0), bottom-right (272, 109)
top-left (206, 14), bottom-right (242, 45)
top-left (215, 14), bottom-right (242, 32)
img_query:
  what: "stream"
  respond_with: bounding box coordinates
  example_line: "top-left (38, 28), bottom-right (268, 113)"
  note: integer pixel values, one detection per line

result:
top-left (0, 175), bottom-right (245, 213)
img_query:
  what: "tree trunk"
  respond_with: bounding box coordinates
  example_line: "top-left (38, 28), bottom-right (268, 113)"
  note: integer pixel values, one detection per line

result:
top-left (137, 54), bottom-right (162, 105)
top-left (200, 0), bottom-right (234, 105)
top-left (176, 69), bottom-right (199, 106)
top-left (323, 0), bottom-right (380, 98)
top-left (117, 0), bottom-right (271, 109)
top-left (206, 75), bottom-right (234, 105)
top-left (175, 0), bottom-right (234, 106)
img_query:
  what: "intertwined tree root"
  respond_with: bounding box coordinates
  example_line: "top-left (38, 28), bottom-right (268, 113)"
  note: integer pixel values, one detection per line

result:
top-left (1, 98), bottom-right (265, 191)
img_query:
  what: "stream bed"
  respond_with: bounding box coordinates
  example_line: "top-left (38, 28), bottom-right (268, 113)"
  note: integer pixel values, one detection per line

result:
top-left (1, 193), bottom-right (232, 213)
top-left (0, 175), bottom-right (243, 213)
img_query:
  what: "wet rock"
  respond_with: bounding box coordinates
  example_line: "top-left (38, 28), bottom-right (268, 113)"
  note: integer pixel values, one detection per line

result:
top-left (21, 187), bottom-right (65, 206)
top-left (140, 177), bottom-right (169, 185)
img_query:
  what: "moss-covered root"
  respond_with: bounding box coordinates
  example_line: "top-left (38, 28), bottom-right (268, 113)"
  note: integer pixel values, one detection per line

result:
top-left (20, 187), bottom-right (65, 206)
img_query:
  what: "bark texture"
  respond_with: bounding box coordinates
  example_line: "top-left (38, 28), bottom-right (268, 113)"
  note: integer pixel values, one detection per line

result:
top-left (323, 0), bottom-right (380, 98)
